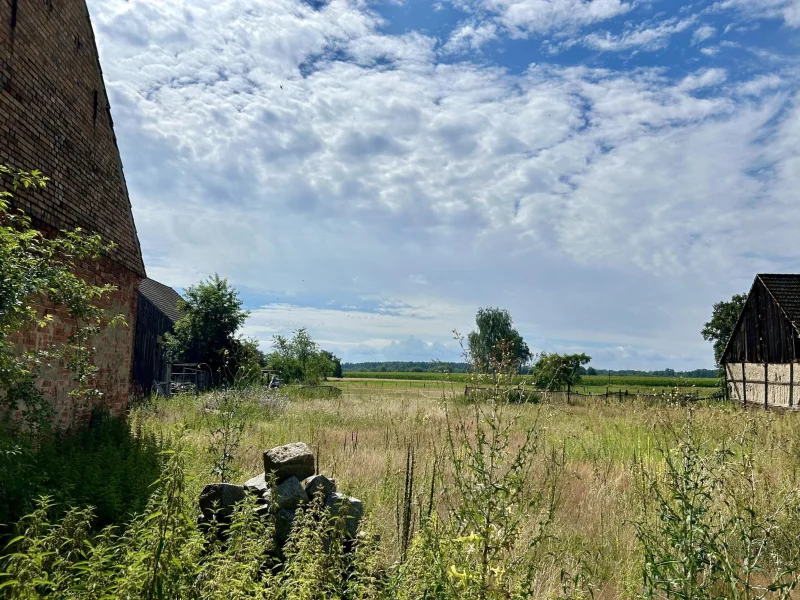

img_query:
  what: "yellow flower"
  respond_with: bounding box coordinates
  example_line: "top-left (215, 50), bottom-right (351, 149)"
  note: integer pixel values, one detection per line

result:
top-left (449, 565), bottom-right (467, 579)
top-left (490, 566), bottom-right (505, 578)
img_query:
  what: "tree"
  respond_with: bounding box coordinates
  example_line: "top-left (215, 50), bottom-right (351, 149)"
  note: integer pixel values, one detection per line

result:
top-left (265, 329), bottom-right (341, 384)
top-left (531, 353), bottom-right (591, 390)
top-left (0, 166), bottom-right (123, 431)
top-left (164, 274), bottom-right (250, 381)
top-left (320, 350), bottom-right (342, 379)
top-left (701, 293), bottom-right (747, 367)
top-left (587, 367), bottom-right (598, 376)
top-left (467, 307), bottom-right (531, 373)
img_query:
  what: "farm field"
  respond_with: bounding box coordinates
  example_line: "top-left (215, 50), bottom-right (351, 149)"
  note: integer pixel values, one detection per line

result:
top-left (336, 372), bottom-right (721, 397)
top-left (119, 386), bottom-right (800, 597)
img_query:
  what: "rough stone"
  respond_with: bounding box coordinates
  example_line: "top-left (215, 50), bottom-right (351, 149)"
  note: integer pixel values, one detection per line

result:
top-left (263, 442), bottom-right (315, 483)
top-left (275, 508), bottom-right (296, 546)
top-left (274, 476), bottom-right (309, 510)
top-left (243, 473), bottom-right (269, 498)
top-left (325, 492), bottom-right (364, 538)
top-left (302, 474), bottom-right (336, 500)
top-left (199, 483), bottom-right (247, 521)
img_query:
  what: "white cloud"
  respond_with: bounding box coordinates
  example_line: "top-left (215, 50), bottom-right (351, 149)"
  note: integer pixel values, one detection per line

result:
top-left (582, 17), bottom-right (696, 52)
top-left (450, 0), bottom-right (632, 36)
top-left (691, 24), bottom-right (716, 44)
top-left (677, 68), bottom-right (727, 92)
top-left (715, 0), bottom-right (800, 27)
top-left (241, 300), bottom-right (473, 361)
top-left (739, 74), bottom-right (783, 96)
top-left (442, 21), bottom-right (498, 54)
top-left (85, 0), bottom-right (800, 368)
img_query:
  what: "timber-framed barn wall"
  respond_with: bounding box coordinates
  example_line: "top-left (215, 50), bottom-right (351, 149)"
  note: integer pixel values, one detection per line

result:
top-left (1, 0), bottom-right (145, 426)
top-left (722, 274), bottom-right (800, 410)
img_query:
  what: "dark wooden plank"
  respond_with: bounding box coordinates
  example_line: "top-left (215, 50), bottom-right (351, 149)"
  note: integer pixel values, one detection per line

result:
top-left (742, 362), bottom-right (747, 407)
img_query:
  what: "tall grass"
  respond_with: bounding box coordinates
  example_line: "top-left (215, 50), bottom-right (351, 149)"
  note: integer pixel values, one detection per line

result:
top-left (2, 388), bottom-right (799, 598)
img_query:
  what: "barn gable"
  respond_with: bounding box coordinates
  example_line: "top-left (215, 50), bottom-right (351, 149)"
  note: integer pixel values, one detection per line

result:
top-left (133, 279), bottom-right (183, 397)
top-left (1, 0), bottom-right (144, 425)
top-left (722, 274), bottom-right (800, 365)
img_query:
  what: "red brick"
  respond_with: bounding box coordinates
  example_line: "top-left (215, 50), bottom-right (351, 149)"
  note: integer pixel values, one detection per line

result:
top-left (1, 0), bottom-right (145, 429)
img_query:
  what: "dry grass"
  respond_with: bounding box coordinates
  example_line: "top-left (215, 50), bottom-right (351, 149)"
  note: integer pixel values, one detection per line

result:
top-left (131, 387), bottom-right (800, 598)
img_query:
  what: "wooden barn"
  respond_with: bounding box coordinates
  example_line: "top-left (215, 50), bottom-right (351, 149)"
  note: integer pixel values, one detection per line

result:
top-left (132, 279), bottom-right (183, 396)
top-left (722, 274), bottom-right (800, 409)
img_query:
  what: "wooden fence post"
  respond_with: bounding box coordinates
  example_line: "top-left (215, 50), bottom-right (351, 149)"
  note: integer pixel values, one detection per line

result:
top-left (723, 365), bottom-right (729, 402)
top-left (790, 362), bottom-right (794, 408)
top-left (742, 362), bottom-right (747, 407)
top-left (765, 361), bottom-right (769, 410)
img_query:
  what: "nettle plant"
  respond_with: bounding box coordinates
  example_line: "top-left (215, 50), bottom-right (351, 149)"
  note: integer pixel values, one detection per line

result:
top-left (0, 166), bottom-right (124, 433)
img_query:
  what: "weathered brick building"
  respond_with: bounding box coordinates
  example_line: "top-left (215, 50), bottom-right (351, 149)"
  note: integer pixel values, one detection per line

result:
top-left (1, 0), bottom-right (145, 425)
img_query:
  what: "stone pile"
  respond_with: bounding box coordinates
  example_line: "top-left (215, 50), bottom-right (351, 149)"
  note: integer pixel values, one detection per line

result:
top-left (199, 442), bottom-right (363, 547)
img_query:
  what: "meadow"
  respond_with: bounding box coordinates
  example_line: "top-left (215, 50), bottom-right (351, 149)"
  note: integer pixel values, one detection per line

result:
top-left (3, 385), bottom-right (799, 598)
top-left (337, 373), bottom-right (721, 398)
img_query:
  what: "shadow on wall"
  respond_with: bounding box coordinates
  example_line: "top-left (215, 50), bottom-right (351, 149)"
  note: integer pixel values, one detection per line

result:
top-left (0, 412), bottom-right (166, 538)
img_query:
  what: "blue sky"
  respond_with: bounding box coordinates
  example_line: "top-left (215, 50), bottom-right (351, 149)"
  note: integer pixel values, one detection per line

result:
top-left (87, 0), bottom-right (800, 369)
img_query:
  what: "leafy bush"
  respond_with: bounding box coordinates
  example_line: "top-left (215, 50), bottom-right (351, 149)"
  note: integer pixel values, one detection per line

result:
top-left (288, 385), bottom-right (343, 400)
top-left (0, 166), bottom-right (124, 433)
top-left (0, 414), bottom-right (164, 537)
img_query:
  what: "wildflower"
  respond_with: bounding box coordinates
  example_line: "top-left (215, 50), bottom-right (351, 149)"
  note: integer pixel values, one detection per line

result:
top-left (449, 565), bottom-right (467, 579)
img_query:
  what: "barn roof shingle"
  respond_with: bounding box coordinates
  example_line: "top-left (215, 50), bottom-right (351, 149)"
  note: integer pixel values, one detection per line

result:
top-left (757, 274), bottom-right (800, 329)
top-left (139, 279), bottom-right (184, 324)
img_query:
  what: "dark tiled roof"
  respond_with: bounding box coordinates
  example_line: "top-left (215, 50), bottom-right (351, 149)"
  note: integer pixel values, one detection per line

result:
top-left (758, 274), bottom-right (800, 328)
top-left (139, 278), bottom-right (184, 323)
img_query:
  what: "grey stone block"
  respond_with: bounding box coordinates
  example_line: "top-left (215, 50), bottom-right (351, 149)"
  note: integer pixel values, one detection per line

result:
top-left (263, 442), bottom-right (315, 483)
top-left (199, 483), bottom-right (246, 521)
top-left (302, 474), bottom-right (336, 500)
top-left (325, 492), bottom-right (364, 538)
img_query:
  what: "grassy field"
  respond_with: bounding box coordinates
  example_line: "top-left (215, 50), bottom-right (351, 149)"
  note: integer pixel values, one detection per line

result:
top-left (117, 385), bottom-right (800, 598)
top-left (342, 371), bottom-right (720, 387)
top-left (334, 375), bottom-right (722, 398)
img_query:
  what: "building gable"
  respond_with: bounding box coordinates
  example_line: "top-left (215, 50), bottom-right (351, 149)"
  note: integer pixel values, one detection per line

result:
top-left (0, 0), bottom-right (144, 276)
top-left (722, 275), bottom-right (800, 365)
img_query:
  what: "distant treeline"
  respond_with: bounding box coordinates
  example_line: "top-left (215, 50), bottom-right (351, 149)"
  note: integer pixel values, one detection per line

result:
top-left (342, 361), bottom-right (469, 373)
top-left (342, 362), bottom-right (717, 378)
top-left (584, 368), bottom-right (718, 378)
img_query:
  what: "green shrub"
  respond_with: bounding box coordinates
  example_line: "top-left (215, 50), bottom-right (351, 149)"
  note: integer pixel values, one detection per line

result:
top-left (0, 413), bottom-right (164, 536)
top-left (288, 385), bottom-right (343, 400)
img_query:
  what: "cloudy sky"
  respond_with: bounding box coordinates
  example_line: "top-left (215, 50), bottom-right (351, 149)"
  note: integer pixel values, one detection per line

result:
top-left (88, 0), bottom-right (800, 369)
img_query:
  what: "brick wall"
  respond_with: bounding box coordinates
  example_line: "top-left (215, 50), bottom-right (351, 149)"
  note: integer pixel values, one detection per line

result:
top-left (11, 254), bottom-right (140, 429)
top-left (1, 0), bottom-right (146, 426)
top-left (0, 0), bottom-right (144, 277)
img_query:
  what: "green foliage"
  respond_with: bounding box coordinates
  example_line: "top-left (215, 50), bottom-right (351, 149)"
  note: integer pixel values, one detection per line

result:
top-left (0, 165), bottom-right (124, 432)
top-left (267, 328), bottom-right (342, 384)
top-left (163, 274), bottom-right (250, 382)
top-left (322, 350), bottom-right (343, 379)
top-left (466, 308), bottom-right (531, 373)
top-left (343, 361), bottom-right (470, 374)
top-left (634, 413), bottom-right (800, 600)
top-left (0, 414), bottom-right (164, 537)
top-left (702, 293), bottom-right (748, 367)
top-left (531, 353), bottom-right (591, 390)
